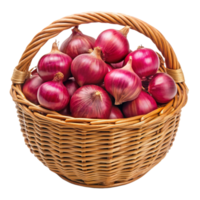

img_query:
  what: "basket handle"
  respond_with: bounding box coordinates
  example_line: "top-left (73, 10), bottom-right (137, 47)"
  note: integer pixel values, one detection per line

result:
top-left (11, 12), bottom-right (185, 84)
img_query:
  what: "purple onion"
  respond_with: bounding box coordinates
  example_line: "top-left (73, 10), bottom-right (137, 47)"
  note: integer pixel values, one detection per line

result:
top-left (37, 41), bottom-right (72, 82)
top-left (64, 77), bottom-right (79, 97)
top-left (122, 91), bottom-right (157, 117)
top-left (109, 106), bottom-right (124, 119)
top-left (104, 57), bottom-right (142, 105)
top-left (71, 47), bottom-right (108, 86)
top-left (70, 85), bottom-right (112, 119)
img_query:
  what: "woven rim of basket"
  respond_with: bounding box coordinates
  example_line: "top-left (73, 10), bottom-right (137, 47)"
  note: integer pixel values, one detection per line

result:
top-left (10, 12), bottom-right (188, 127)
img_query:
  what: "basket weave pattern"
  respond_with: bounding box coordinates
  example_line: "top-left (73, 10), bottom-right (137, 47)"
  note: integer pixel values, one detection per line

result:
top-left (10, 12), bottom-right (188, 188)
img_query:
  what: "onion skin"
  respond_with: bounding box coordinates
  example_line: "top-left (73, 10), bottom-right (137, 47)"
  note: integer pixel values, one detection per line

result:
top-left (60, 26), bottom-right (95, 59)
top-left (124, 48), bottom-right (159, 79)
top-left (23, 75), bottom-right (44, 105)
top-left (104, 57), bottom-right (142, 105)
top-left (37, 72), bottom-right (70, 111)
top-left (38, 41), bottom-right (72, 82)
top-left (95, 26), bottom-right (130, 63)
top-left (64, 77), bottom-right (79, 97)
top-left (110, 60), bottom-right (124, 69)
top-left (71, 47), bottom-right (108, 86)
top-left (61, 77), bottom-right (79, 116)
top-left (148, 73), bottom-right (177, 103)
top-left (31, 69), bottom-right (38, 76)
top-left (59, 104), bottom-right (71, 116)
top-left (122, 91), bottom-right (157, 117)
top-left (109, 106), bottom-right (124, 119)
top-left (70, 85), bottom-right (112, 119)
top-left (106, 63), bottom-right (113, 72)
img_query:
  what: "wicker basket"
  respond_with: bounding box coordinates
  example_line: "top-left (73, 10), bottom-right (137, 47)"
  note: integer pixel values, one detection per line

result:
top-left (10, 12), bottom-right (188, 188)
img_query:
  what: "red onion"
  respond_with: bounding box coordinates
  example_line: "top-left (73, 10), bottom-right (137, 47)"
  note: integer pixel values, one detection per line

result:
top-left (124, 48), bottom-right (159, 79)
top-left (106, 63), bottom-right (113, 72)
top-left (60, 26), bottom-right (95, 59)
top-left (37, 41), bottom-right (72, 82)
top-left (148, 73), bottom-right (177, 103)
top-left (70, 85), bottom-right (112, 119)
top-left (31, 68), bottom-right (38, 75)
top-left (71, 47), bottom-right (108, 86)
top-left (109, 106), bottom-right (124, 119)
top-left (142, 75), bottom-right (154, 91)
top-left (95, 26), bottom-right (130, 63)
top-left (37, 72), bottom-right (70, 111)
top-left (59, 104), bottom-right (71, 116)
top-left (110, 60), bottom-right (124, 69)
top-left (22, 75), bottom-right (44, 104)
top-left (104, 57), bottom-right (142, 105)
top-left (64, 77), bottom-right (79, 97)
top-left (122, 91), bottom-right (157, 117)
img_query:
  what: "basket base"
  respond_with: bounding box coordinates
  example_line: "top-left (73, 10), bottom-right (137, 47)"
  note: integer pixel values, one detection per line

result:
top-left (57, 172), bottom-right (148, 188)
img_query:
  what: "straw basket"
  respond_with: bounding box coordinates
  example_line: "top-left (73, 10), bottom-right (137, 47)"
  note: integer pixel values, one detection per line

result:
top-left (10, 12), bottom-right (188, 188)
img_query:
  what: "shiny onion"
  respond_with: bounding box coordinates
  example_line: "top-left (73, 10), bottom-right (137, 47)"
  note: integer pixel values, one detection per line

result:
top-left (95, 26), bottom-right (130, 63)
top-left (106, 63), bottom-right (113, 72)
top-left (122, 91), bottom-right (157, 117)
top-left (37, 72), bottom-right (70, 111)
top-left (60, 26), bottom-right (95, 59)
top-left (70, 85), bottom-right (112, 119)
top-left (124, 47), bottom-right (159, 79)
top-left (59, 77), bottom-right (74, 115)
top-left (22, 75), bottom-right (44, 105)
top-left (31, 69), bottom-right (38, 76)
top-left (142, 76), bottom-right (153, 91)
top-left (71, 47), bottom-right (108, 86)
top-left (59, 104), bottom-right (71, 116)
top-left (64, 77), bottom-right (79, 97)
top-left (37, 41), bottom-right (72, 82)
top-left (148, 73), bottom-right (177, 103)
top-left (104, 57), bottom-right (142, 105)
top-left (110, 60), bottom-right (124, 69)
top-left (109, 106), bottom-right (124, 119)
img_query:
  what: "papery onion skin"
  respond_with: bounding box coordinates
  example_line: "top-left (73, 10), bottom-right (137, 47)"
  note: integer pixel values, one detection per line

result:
top-left (71, 47), bottom-right (108, 86)
top-left (109, 106), bottom-right (124, 119)
top-left (124, 48), bottom-right (159, 79)
top-left (122, 91), bottom-right (157, 117)
top-left (60, 26), bottom-right (95, 59)
top-left (38, 41), bottom-right (72, 82)
top-left (104, 57), bottom-right (142, 105)
top-left (95, 26), bottom-right (130, 63)
top-left (148, 73), bottom-right (177, 103)
top-left (70, 85), bottom-right (112, 119)
top-left (23, 75), bottom-right (44, 105)
top-left (37, 72), bottom-right (70, 111)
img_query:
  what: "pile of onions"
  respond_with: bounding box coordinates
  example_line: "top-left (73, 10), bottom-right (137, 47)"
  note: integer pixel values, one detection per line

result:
top-left (71, 47), bottom-right (108, 86)
top-left (124, 47), bottom-right (159, 80)
top-left (148, 73), bottom-right (177, 103)
top-left (95, 26), bottom-right (130, 63)
top-left (37, 41), bottom-right (72, 82)
top-left (70, 85), bottom-right (112, 119)
top-left (104, 57), bottom-right (142, 105)
top-left (122, 91), bottom-right (157, 117)
top-left (60, 26), bottom-right (95, 59)
top-left (37, 72), bottom-right (70, 111)
top-left (22, 75), bottom-right (44, 104)
top-left (22, 26), bottom-right (178, 120)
